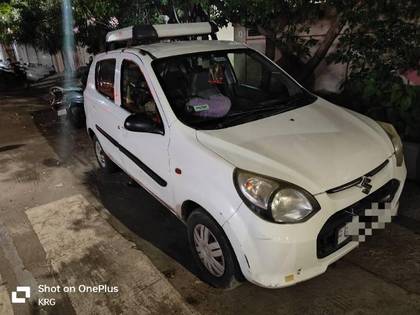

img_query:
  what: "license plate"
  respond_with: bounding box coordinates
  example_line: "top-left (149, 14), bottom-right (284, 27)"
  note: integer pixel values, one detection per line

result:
top-left (337, 225), bottom-right (349, 245)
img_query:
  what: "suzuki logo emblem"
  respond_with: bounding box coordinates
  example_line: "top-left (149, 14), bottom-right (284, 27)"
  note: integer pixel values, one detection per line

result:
top-left (357, 176), bottom-right (372, 194)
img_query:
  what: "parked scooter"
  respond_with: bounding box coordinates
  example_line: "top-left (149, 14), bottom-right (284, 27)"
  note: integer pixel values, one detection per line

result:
top-left (50, 85), bottom-right (85, 128)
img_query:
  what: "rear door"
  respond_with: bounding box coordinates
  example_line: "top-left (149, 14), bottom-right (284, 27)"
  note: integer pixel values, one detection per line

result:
top-left (85, 55), bottom-right (124, 167)
top-left (117, 53), bottom-right (172, 206)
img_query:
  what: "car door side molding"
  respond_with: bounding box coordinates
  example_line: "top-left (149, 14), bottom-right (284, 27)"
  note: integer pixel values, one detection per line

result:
top-left (95, 125), bottom-right (168, 187)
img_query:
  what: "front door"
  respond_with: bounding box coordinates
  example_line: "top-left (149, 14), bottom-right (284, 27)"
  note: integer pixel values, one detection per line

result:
top-left (117, 55), bottom-right (172, 206)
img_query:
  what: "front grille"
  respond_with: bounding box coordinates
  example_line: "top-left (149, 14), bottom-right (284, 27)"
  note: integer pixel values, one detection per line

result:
top-left (317, 179), bottom-right (400, 259)
top-left (326, 160), bottom-right (389, 194)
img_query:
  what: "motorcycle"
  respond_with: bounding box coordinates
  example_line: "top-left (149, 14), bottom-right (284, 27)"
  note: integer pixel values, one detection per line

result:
top-left (50, 85), bottom-right (85, 128)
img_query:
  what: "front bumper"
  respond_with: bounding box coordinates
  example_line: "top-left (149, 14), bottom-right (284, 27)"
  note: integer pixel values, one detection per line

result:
top-left (223, 156), bottom-right (407, 288)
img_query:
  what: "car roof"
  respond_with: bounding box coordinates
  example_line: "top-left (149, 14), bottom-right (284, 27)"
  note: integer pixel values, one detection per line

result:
top-left (100, 40), bottom-right (247, 60)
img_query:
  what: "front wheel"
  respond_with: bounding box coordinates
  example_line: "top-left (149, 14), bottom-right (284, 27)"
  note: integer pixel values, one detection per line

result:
top-left (187, 209), bottom-right (243, 289)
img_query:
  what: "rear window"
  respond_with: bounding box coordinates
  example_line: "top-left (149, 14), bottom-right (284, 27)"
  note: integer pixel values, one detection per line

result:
top-left (95, 59), bottom-right (116, 100)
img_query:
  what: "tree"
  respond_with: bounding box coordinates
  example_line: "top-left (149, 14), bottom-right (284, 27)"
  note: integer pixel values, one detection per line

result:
top-left (205, 0), bottom-right (345, 85)
top-left (73, 0), bottom-right (164, 53)
top-left (327, 0), bottom-right (420, 140)
top-left (0, 1), bottom-right (20, 44)
top-left (328, 0), bottom-right (419, 83)
top-left (1, 0), bottom-right (165, 54)
top-left (0, 0), bottom-right (62, 53)
top-left (72, 0), bottom-right (121, 53)
top-left (208, 0), bottom-right (321, 61)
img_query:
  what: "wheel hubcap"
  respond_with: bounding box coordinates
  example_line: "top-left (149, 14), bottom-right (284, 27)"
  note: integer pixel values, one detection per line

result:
top-left (95, 140), bottom-right (106, 168)
top-left (193, 224), bottom-right (225, 277)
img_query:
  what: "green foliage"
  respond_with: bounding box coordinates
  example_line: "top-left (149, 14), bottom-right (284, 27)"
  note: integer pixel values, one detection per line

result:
top-left (275, 24), bottom-right (319, 60)
top-left (341, 72), bottom-right (420, 141)
top-left (328, 1), bottom-right (419, 76)
top-left (1, 0), bottom-right (164, 54)
top-left (72, 0), bottom-right (166, 53)
top-left (72, 0), bottom-right (120, 53)
top-left (0, 0), bottom-right (62, 53)
top-left (327, 0), bottom-right (420, 140)
top-left (0, 1), bottom-right (20, 44)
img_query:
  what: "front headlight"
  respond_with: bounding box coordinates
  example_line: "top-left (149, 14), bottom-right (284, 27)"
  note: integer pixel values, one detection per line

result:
top-left (234, 169), bottom-right (320, 223)
top-left (377, 121), bottom-right (404, 166)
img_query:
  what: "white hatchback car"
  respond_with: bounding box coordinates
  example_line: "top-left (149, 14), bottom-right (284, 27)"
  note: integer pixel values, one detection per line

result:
top-left (84, 22), bottom-right (407, 289)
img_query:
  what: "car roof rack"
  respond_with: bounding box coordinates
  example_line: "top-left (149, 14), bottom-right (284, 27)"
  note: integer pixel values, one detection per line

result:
top-left (105, 22), bottom-right (218, 50)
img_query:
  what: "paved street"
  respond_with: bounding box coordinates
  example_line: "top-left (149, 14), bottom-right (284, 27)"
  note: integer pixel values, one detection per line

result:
top-left (0, 87), bottom-right (420, 314)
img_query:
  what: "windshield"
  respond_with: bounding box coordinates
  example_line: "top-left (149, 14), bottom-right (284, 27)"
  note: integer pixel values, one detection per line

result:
top-left (152, 49), bottom-right (316, 130)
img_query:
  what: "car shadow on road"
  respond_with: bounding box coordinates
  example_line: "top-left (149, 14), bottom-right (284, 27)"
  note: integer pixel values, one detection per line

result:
top-left (32, 109), bottom-right (88, 163)
top-left (31, 107), bottom-right (199, 276)
top-left (83, 169), bottom-right (199, 276)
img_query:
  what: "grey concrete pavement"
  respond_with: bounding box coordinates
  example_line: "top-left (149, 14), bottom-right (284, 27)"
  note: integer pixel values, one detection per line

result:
top-left (0, 274), bottom-right (13, 315)
top-left (26, 194), bottom-right (194, 314)
top-left (0, 90), bottom-right (196, 314)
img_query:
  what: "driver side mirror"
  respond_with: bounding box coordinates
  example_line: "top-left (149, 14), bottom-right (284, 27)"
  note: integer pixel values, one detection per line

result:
top-left (124, 113), bottom-right (163, 134)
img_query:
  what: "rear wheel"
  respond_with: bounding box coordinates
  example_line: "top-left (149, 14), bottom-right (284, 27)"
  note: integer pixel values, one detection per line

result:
top-left (187, 209), bottom-right (243, 289)
top-left (93, 135), bottom-right (117, 172)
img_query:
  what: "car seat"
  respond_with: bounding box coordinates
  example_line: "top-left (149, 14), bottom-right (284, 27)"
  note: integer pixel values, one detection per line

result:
top-left (163, 65), bottom-right (189, 114)
top-left (186, 72), bottom-right (231, 118)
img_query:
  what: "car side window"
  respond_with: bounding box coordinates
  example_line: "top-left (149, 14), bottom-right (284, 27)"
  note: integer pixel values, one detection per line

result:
top-left (121, 59), bottom-right (162, 126)
top-left (228, 52), bottom-right (291, 96)
top-left (229, 53), bottom-right (263, 88)
top-left (95, 59), bottom-right (116, 100)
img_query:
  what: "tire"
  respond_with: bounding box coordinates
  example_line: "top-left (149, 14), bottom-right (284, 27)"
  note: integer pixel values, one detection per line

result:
top-left (187, 209), bottom-right (243, 289)
top-left (93, 135), bottom-right (118, 173)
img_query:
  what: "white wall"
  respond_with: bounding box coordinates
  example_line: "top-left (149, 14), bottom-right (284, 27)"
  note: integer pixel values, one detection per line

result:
top-left (12, 43), bottom-right (53, 67)
top-left (0, 44), bottom-right (9, 62)
top-left (234, 25), bottom-right (266, 54)
top-left (218, 23), bottom-right (234, 41)
top-left (7, 42), bottom-right (92, 73)
top-left (13, 43), bottom-right (28, 63)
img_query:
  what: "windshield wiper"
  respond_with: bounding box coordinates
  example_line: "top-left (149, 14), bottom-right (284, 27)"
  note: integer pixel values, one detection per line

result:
top-left (216, 94), bottom-right (316, 128)
top-left (258, 92), bottom-right (315, 107)
top-left (217, 105), bottom-right (294, 127)
top-left (227, 105), bottom-right (288, 117)
top-left (225, 94), bottom-right (312, 123)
